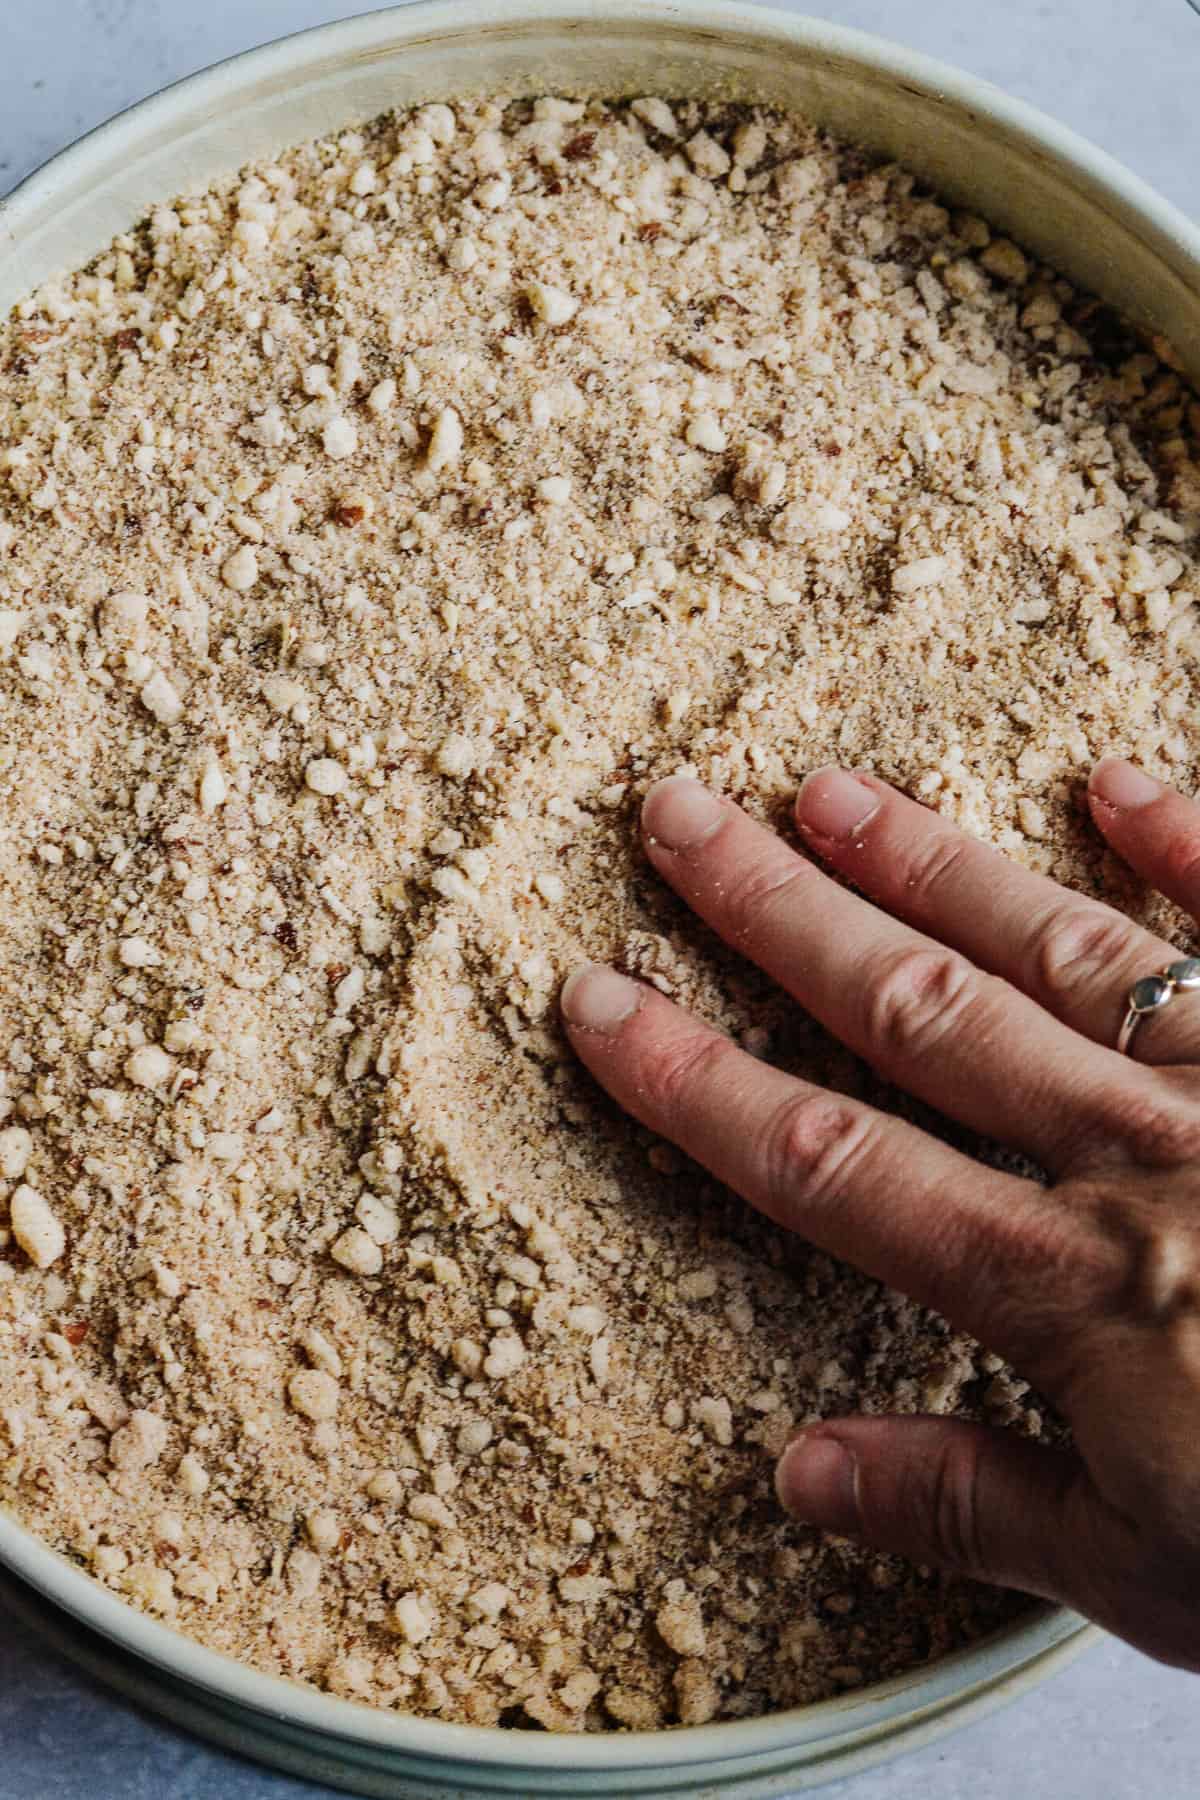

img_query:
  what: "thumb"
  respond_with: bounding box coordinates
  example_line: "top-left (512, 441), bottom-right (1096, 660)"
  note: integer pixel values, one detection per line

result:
top-left (776, 1415), bottom-right (1111, 1601)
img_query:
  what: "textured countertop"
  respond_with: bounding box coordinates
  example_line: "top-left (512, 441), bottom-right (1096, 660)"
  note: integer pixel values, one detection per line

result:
top-left (2, 2), bottom-right (1199, 1796)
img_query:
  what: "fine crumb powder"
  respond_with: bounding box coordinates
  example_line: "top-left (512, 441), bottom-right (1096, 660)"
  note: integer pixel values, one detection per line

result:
top-left (0, 92), bottom-right (1197, 1731)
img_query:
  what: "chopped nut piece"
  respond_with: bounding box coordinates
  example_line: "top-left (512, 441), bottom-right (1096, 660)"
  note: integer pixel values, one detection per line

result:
top-left (9, 1184), bottom-right (64, 1268)
top-left (306, 1509), bottom-right (341, 1553)
top-left (288, 1369), bottom-right (340, 1421)
top-left (199, 760), bottom-right (228, 813)
top-left (124, 1044), bottom-right (174, 1089)
top-left (305, 757), bottom-right (348, 796)
top-left (262, 674), bottom-right (305, 715)
top-left (457, 1418), bottom-right (492, 1456)
top-left (221, 545), bottom-right (259, 592)
top-left (356, 1193), bottom-right (400, 1244)
top-left (331, 1227), bottom-right (383, 1276)
top-left (468, 1581), bottom-right (512, 1619)
top-left (0, 1126), bottom-right (32, 1179)
top-left (124, 1564), bottom-right (177, 1615)
top-left (981, 238), bottom-right (1029, 283)
top-left (686, 412), bottom-right (727, 453)
top-left (678, 1266), bottom-right (718, 1301)
top-left (335, 337), bottom-right (364, 388)
top-left (178, 1454), bottom-right (209, 1497)
top-left (732, 119), bottom-right (767, 167)
top-left (656, 1590), bottom-right (707, 1657)
top-left (892, 555), bottom-right (949, 595)
top-left (675, 1660), bottom-right (720, 1724)
top-left (408, 1492), bottom-right (455, 1531)
top-left (561, 1667), bottom-right (602, 1711)
top-left (102, 592), bottom-right (148, 640)
top-left (435, 732), bottom-right (475, 779)
top-left (301, 1328), bottom-right (343, 1378)
top-left (483, 1332), bottom-right (525, 1379)
top-left (333, 966), bottom-right (365, 1013)
top-left (87, 1087), bottom-right (126, 1122)
top-left (119, 935), bottom-right (159, 968)
top-left (526, 280), bottom-right (578, 326)
top-left (287, 1547), bottom-right (323, 1598)
top-left (451, 1337), bottom-right (483, 1378)
top-left (393, 1591), bottom-right (433, 1643)
top-left (110, 1410), bottom-right (169, 1472)
top-left (560, 1572), bottom-right (613, 1603)
top-left (691, 1394), bottom-right (734, 1446)
top-left (418, 102), bottom-right (456, 143)
top-left (686, 130), bottom-right (732, 178)
top-left (140, 670), bottom-right (184, 725)
top-left (426, 406), bottom-right (464, 471)
top-left (322, 416), bottom-right (359, 459)
top-left (631, 96), bottom-right (678, 136)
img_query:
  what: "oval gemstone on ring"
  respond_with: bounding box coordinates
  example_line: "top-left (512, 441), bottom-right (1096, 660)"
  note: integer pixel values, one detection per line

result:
top-left (1165, 957), bottom-right (1200, 990)
top-left (1131, 974), bottom-right (1172, 1013)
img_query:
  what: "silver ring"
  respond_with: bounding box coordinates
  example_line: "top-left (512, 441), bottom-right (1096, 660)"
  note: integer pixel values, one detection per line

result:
top-left (1117, 957), bottom-right (1200, 1056)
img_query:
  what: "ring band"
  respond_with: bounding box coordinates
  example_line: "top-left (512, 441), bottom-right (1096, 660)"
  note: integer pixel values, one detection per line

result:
top-left (1117, 957), bottom-right (1200, 1056)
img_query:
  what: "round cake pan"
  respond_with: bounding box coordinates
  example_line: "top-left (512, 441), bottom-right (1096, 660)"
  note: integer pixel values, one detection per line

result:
top-left (4, 1), bottom-right (1194, 1792)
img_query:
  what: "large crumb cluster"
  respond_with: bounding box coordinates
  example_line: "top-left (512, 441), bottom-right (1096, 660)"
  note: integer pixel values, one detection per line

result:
top-left (1, 92), bottom-right (1198, 1731)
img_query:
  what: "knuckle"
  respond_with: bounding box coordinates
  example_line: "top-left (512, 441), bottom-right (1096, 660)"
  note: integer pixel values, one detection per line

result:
top-left (1103, 1088), bottom-right (1200, 1169)
top-left (899, 831), bottom-right (973, 912)
top-left (722, 854), bottom-right (807, 946)
top-left (1028, 903), bottom-right (1141, 1009)
top-left (927, 1433), bottom-right (990, 1575)
top-left (762, 1090), bottom-right (870, 1215)
top-left (972, 1202), bottom-right (1127, 1363)
top-left (861, 945), bottom-right (977, 1061)
top-left (649, 1031), bottom-right (735, 1135)
top-left (1161, 831), bottom-right (1200, 896)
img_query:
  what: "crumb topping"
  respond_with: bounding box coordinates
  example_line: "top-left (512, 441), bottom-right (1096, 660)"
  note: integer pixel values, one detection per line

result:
top-left (1, 92), bottom-right (1197, 1729)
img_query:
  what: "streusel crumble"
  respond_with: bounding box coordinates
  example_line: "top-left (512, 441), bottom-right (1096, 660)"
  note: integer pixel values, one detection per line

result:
top-left (1, 92), bottom-right (1197, 1728)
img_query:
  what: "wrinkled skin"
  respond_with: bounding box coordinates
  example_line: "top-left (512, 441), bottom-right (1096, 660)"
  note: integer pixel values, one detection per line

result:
top-left (561, 756), bottom-right (1200, 1673)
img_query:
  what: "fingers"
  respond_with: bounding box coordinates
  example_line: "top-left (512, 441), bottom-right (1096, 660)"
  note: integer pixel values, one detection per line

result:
top-left (638, 777), bottom-right (1153, 1172)
top-left (776, 1414), bottom-right (1200, 1672)
top-left (561, 964), bottom-right (1084, 1360)
top-left (792, 765), bottom-right (1194, 1067)
top-left (775, 1414), bottom-right (1128, 1608)
top-left (1089, 758), bottom-right (1200, 924)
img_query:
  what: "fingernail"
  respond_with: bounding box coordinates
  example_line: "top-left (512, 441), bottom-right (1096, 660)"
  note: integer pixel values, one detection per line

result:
top-left (1089, 758), bottom-right (1160, 810)
top-left (775, 1431), bottom-right (859, 1529)
top-left (561, 963), bottom-right (642, 1034)
top-left (642, 776), bottom-right (724, 852)
top-left (795, 767), bottom-right (880, 841)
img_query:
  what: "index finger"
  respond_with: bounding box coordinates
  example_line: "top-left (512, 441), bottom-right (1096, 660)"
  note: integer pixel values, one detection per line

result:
top-left (561, 964), bottom-right (1093, 1368)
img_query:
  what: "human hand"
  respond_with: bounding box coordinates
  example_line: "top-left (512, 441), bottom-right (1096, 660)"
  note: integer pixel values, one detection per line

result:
top-left (561, 759), bottom-right (1200, 1672)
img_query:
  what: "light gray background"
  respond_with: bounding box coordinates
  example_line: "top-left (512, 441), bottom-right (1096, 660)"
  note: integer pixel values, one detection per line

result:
top-left (2, 2), bottom-right (1199, 1796)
